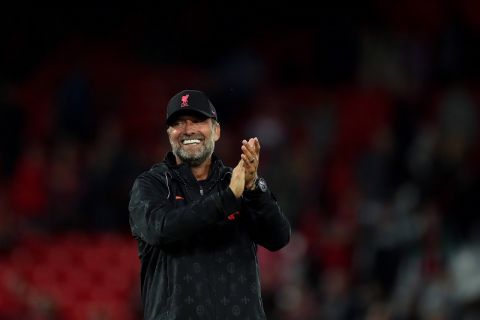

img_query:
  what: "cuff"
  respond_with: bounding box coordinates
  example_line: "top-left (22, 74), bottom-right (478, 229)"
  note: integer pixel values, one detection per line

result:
top-left (243, 187), bottom-right (269, 200)
top-left (220, 188), bottom-right (242, 217)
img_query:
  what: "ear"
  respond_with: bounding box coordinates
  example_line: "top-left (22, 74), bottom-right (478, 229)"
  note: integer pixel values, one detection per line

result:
top-left (213, 122), bottom-right (221, 142)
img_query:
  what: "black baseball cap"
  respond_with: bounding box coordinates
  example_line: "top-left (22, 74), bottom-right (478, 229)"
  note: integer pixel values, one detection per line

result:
top-left (166, 89), bottom-right (217, 125)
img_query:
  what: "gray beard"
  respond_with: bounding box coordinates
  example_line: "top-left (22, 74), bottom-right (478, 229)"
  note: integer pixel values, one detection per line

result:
top-left (173, 139), bottom-right (215, 167)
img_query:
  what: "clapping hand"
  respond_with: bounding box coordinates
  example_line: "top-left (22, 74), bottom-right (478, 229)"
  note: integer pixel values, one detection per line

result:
top-left (240, 138), bottom-right (260, 190)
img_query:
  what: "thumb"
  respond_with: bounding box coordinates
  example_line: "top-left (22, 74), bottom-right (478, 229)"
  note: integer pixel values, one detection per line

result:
top-left (232, 159), bottom-right (244, 174)
top-left (235, 159), bottom-right (245, 176)
top-left (237, 159), bottom-right (244, 168)
top-left (238, 160), bottom-right (245, 176)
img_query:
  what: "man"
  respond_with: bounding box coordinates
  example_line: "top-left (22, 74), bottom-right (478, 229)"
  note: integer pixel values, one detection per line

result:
top-left (129, 89), bottom-right (291, 320)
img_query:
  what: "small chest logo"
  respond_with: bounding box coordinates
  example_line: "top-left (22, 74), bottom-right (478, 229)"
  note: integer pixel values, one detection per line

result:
top-left (181, 94), bottom-right (190, 107)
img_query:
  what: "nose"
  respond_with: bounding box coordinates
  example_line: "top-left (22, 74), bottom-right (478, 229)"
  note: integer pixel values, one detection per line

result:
top-left (184, 120), bottom-right (197, 134)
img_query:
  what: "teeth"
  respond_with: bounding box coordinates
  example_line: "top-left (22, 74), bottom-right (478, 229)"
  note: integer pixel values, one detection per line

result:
top-left (182, 139), bottom-right (201, 145)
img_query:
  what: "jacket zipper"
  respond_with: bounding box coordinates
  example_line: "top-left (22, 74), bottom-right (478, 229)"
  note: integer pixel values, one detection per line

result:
top-left (173, 168), bottom-right (229, 198)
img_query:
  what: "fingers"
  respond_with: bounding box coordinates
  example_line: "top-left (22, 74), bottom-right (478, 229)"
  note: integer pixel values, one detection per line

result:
top-left (241, 154), bottom-right (255, 168)
top-left (241, 140), bottom-right (254, 158)
top-left (254, 138), bottom-right (260, 154)
top-left (241, 138), bottom-right (260, 172)
top-left (239, 138), bottom-right (260, 191)
top-left (241, 139), bottom-right (258, 164)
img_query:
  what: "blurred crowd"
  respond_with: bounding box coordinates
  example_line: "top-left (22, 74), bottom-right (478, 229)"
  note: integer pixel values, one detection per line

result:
top-left (1, 1), bottom-right (480, 319)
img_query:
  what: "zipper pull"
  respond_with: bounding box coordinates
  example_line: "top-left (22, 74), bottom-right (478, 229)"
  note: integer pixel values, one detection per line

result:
top-left (199, 186), bottom-right (204, 196)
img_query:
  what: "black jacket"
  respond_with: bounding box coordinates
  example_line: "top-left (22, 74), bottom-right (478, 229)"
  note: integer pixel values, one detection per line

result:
top-left (129, 152), bottom-right (291, 320)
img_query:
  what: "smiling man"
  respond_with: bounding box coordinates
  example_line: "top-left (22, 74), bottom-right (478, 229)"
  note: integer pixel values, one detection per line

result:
top-left (128, 89), bottom-right (291, 320)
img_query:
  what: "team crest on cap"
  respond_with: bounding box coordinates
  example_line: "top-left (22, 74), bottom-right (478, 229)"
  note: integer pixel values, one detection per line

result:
top-left (181, 94), bottom-right (189, 107)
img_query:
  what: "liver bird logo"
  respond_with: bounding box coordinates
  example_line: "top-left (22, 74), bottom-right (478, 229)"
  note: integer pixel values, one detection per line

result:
top-left (181, 94), bottom-right (189, 107)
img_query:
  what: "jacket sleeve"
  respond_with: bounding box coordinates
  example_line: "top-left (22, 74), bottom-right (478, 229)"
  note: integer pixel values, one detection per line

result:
top-left (129, 172), bottom-right (240, 246)
top-left (242, 184), bottom-right (291, 252)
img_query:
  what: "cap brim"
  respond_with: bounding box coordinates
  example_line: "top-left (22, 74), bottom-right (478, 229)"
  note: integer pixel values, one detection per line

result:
top-left (166, 109), bottom-right (215, 125)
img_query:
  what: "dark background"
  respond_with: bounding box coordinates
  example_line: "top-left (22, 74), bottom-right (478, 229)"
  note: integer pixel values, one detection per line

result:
top-left (1, 2), bottom-right (480, 319)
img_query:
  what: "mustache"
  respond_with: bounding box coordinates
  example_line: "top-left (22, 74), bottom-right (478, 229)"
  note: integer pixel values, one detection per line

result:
top-left (179, 135), bottom-right (204, 140)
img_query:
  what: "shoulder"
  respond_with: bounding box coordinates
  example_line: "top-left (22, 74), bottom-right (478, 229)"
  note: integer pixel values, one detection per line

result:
top-left (211, 154), bottom-right (232, 176)
top-left (132, 162), bottom-right (171, 191)
top-left (149, 162), bottom-right (171, 178)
